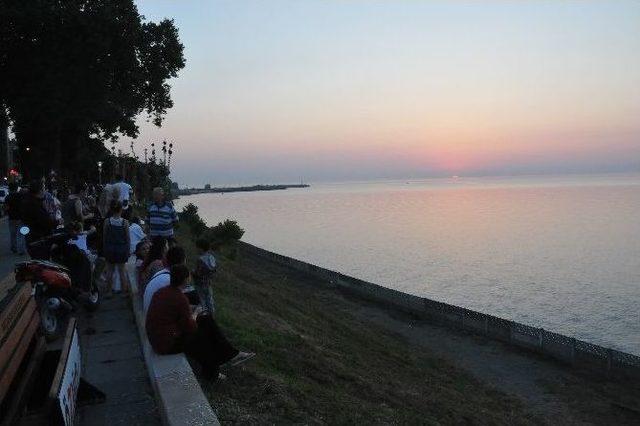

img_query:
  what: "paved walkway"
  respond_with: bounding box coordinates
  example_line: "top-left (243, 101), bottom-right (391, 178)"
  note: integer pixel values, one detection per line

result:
top-left (78, 294), bottom-right (160, 426)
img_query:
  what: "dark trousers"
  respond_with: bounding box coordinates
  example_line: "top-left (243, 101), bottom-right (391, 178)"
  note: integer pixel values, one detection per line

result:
top-left (26, 234), bottom-right (49, 260)
top-left (179, 315), bottom-right (239, 380)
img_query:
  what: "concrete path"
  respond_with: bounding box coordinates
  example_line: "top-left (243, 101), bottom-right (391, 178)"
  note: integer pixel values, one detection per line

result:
top-left (77, 294), bottom-right (161, 425)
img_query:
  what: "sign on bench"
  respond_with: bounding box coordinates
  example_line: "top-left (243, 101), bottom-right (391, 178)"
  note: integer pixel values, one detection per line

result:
top-left (49, 318), bottom-right (82, 426)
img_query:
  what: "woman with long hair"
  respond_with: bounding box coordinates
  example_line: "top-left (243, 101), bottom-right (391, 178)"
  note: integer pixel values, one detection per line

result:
top-left (140, 235), bottom-right (169, 288)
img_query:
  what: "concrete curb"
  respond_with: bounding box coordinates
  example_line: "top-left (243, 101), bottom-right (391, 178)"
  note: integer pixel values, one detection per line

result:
top-left (127, 264), bottom-right (220, 426)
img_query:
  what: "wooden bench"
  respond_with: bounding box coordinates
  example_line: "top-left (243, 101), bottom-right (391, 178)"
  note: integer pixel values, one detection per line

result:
top-left (0, 275), bottom-right (46, 425)
top-left (1, 271), bottom-right (105, 426)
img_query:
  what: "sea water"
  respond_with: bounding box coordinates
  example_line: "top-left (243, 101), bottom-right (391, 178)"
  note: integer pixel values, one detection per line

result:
top-left (176, 174), bottom-right (640, 354)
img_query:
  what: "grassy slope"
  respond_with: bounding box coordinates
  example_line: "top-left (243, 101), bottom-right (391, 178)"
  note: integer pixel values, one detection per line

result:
top-left (175, 229), bottom-right (538, 424)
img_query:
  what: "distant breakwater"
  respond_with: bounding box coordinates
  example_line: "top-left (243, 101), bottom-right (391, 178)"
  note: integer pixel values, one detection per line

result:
top-left (177, 184), bottom-right (309, 196)
top-left (238, 241), bottom-right (640, 382)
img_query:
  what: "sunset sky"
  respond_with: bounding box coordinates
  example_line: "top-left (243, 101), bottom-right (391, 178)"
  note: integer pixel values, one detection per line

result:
top-left (133, 0), bottom-right (640, 186)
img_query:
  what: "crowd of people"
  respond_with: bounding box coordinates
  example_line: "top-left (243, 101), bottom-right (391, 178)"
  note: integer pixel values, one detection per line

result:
top-left (4, 174), bottom-right (254, 382)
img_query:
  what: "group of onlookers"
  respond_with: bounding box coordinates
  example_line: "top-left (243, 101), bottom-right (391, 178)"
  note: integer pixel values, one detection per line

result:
top-left (5, 174), bottom-right (253, 381)
top-left (134, 195), bottom-right (253, 381)
top-left (138, 239), bottom-right (254, 381)
top-left (4, 175), bottom-right (178, 291)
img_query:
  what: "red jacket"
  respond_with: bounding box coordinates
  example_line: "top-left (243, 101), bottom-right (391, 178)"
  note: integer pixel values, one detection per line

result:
top-left (145, 286), bottom-right (197, 354)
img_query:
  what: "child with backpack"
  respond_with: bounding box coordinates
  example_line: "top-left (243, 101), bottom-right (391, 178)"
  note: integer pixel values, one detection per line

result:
top-left (103, 201), bottom-right (131, 295)
top-left (193, 238), bottom-right (217, 314)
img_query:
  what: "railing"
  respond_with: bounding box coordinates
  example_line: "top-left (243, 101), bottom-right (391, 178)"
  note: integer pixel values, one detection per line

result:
top-left (238, 241), bottom-right (640, 381)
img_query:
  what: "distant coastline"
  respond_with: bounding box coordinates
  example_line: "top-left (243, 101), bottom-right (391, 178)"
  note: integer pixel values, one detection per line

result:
top-left (177, 183), bottom-right (309, 196)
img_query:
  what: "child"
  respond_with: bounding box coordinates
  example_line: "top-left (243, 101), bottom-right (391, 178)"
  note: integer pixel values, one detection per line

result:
top-left (65, 221), bottom-right (94, 292)
top-left (192, 238), bottom-right (217, 314)
top-left (103, 201), bottom-right (131, 295)
top-left (135, 240), bottom-right (150, 288)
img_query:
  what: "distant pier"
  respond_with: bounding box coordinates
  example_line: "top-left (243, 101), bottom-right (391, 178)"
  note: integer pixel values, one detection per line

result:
top-left (177, 183), bottom-right (310, 196)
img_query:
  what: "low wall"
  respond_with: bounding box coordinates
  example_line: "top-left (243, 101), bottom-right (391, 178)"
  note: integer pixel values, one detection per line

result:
top-left (127, 265), bottom-right (220, 426)
top-left (238, 241), bottom-right (640, 381)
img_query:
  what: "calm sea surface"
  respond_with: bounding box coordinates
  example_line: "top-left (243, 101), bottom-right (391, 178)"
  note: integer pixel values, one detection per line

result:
top-left (176, 174), bottom-right (640, 355)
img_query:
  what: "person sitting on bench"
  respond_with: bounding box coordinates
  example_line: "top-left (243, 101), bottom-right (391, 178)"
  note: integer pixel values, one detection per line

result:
top-left (145, 264), bottom-right (255, 381)
top-left (142, 245), bottom-right (183, 314)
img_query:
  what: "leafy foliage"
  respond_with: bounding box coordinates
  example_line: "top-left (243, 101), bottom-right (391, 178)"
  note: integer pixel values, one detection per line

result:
top-left (0, 0), bottom-right (185, 178)
top-left (205, 219), bottom-right (245, 245)
top-left (179, 203), bottom-right (208, 237)
top-left (178, 204), bottom-right (244, 246)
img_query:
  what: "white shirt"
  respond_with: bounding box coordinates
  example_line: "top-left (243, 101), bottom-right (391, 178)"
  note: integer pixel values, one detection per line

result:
top-left (129, 223), bottom-right (146, 254)
top-left (113, 181), bottom-right (132, 204)
top-left (67, 233), bottom-right (89, 255)
top-left (143, 268), bottom-right (170, 314)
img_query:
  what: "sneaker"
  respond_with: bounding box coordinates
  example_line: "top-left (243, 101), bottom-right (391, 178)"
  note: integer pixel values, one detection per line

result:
top-left (228, 351), bottom-right (256, 367)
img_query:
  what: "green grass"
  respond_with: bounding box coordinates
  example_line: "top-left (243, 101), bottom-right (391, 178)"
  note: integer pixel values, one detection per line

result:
top-left (174, 227), bottom-right (538, 424)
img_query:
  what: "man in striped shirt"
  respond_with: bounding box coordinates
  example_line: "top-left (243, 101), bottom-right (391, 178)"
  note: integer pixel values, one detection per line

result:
top-left (147, 187), bottom-right (178, 241)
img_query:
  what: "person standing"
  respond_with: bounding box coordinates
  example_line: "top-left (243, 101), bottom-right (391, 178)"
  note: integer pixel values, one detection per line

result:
top-left (62, 183), bottom-right (94, 227)
top-left (128, 216), bottom-right (147, 255)
top-left (113, 174), bottom-right (133, 219)
top-left (21, 180), bottom-right (57, 258)
top-left (97, 183), bottom-right (117, 218)
top-left (43, 183), bottom-right (63, 227)
top-left (4, 182), bottom-right (25, 254)
top-left (103, 201), bottom-right (131, 295)
top-left (147, 187), bottom-right (178, 242)
top-left (192, 238), bottom-right (217, 314)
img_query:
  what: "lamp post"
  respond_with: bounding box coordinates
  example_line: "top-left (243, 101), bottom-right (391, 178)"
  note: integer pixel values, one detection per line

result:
top-left (97, 161), bottom-right (103, 185)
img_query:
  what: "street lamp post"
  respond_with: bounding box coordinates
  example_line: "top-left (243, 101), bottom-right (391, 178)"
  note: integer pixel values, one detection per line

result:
top-left (97, 161), bottom-right (103, 185)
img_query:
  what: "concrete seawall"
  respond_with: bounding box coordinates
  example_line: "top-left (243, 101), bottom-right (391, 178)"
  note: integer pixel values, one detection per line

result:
top-left (127, 265), bottom-right (220, 426)
top-left (238, 241), bottom-right (640, 381)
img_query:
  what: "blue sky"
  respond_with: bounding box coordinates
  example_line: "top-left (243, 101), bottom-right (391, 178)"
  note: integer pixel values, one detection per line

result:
top-left (132, 1), bottom-right (640, 186)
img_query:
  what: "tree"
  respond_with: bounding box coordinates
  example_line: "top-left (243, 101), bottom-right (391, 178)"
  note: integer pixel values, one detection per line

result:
top-left (0, 0), bottom-right (185, 179)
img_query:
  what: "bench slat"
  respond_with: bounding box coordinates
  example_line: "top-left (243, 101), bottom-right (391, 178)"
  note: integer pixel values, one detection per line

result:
top-left (0, 274), bottom-right (20, 305)
top-left (0, 283), bottom-right (31, 344)
top-left (0, 278), bottom-right (31, 342)
top-left (0, 309), bottom-right (39, 402)
top-left (0, 298), bottom-right (37, 372)
top-left (0, 336), bottom-right (46, 426)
